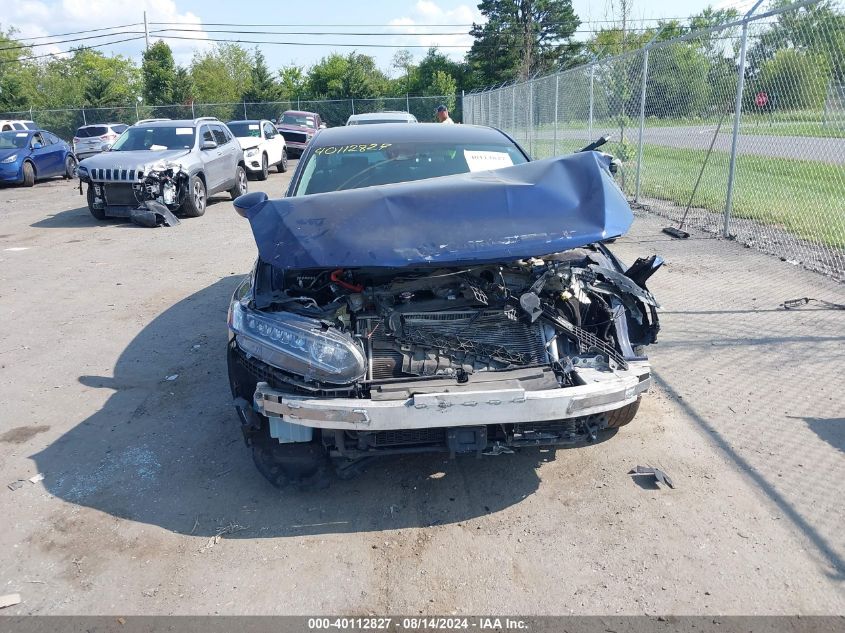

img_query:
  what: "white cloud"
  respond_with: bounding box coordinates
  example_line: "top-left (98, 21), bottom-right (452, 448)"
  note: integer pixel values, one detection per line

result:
top-left (5, 0), bottom-right (211, 66)
top-left (387, 0), bottom-right (484, 62)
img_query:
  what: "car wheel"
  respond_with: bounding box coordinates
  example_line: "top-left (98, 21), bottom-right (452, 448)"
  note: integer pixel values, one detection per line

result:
top-left (257, 154), bottom-right (268, 181)
top-left (277, 149), bottom-right (288, 173)
top-left (251, 427), bottom-right (330, 490)
top-left (229, 165), bottom-right (248, 199)
top-left (181, 176), bottom-right (206, 217)
top-left (605, 397), bottom-right (641, 429)
top-left (64, 155), bottom-right (77, 179)
top-left (86, 185), bottom-right (106, 220)
top-left (22, 161), bottom-right (35, 187)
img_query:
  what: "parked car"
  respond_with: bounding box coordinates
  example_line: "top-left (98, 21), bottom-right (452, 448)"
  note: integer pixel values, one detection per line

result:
top-left (227, 119), bottom-right (288, 180)
top-left (73, 123), bottom-right (129, 160)
top-left (226, 123), bottom-right (662, 487)
top-left (275, 110), bottom-right (325, 157)
top-left (76, 117), bottom-right (247, 220)
top-left (0, 129), bottom-right (76, 186)
top-left (0, 120), bottom-right (38, 132)
top-left (346, 111), bottom-right (418, 125)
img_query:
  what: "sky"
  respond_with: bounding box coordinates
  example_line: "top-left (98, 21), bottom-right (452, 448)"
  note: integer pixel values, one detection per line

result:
top-left (6, 0), bottom-right (759, 74)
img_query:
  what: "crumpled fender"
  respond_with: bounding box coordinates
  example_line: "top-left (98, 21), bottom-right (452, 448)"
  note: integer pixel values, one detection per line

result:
top-left (130, 200), bottom-right (181, 228)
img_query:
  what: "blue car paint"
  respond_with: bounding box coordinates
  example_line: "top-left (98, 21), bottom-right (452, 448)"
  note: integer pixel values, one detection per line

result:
top-left (245, 151), bottom-right (633, 270)
top-left (0, 130), bottom-right (73, 184)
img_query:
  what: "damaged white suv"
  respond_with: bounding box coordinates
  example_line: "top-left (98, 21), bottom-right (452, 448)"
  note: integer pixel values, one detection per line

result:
top-left (227, 123), bottom-right (661, 487)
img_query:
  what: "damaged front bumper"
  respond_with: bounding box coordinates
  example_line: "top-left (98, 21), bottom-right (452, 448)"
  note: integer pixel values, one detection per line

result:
top-left (252, 362), bottom-right (651, 433)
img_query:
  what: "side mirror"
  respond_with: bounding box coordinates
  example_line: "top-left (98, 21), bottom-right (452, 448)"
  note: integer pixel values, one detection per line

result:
top-left (101, 143), bottom-right (112, 152)
top-left (233, 191), bottom-right (268, 218)
top-left (319, 123), bottom-right (327, 129)
top-left (32, 142), bottom-right (42, 150)
top-left (201, 139), bottom-right (218, 150)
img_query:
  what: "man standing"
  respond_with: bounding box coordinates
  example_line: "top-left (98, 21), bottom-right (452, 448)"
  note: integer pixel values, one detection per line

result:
top-left (436, 105), bottom-right (455, 124)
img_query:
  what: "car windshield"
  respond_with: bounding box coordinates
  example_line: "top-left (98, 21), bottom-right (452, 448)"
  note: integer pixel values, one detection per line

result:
top-left (110, 126), bottom-right (196, 151)
top-left (281, 114), bottom-right (316, 128)
top-left (294, 140), bottom-right (527, 196)
top-left (227, 122), bottom-right (261, 138)
top-left (0, 131), bottom-right (31, 149)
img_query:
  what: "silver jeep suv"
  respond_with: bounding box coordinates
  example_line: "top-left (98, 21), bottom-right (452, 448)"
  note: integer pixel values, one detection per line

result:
top-left (77, 117), bottom-right (247, 220)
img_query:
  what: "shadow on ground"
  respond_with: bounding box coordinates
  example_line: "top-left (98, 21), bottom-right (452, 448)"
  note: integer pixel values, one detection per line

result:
top-left (32, 278), bottom-right (561, 538)
top-left (31, 198), bottom-right (232, 229)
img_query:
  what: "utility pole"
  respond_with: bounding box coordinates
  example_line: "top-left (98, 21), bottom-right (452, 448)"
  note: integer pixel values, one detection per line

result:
top-left (144, 11), bottom-right (150, 51)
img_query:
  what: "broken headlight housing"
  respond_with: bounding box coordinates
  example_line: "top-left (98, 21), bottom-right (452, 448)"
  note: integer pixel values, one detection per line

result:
top-left (228, 300), bottom-right (365, 385)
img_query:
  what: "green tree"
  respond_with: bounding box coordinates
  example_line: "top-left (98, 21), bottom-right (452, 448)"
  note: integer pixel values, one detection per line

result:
top-left (278, 64), bottom-right (307, 100)
top-left (142, 41), bottom-right (175, 105)
top-left (468, 0), bottom-right (581, 83)
top-left (242, 48), bottom-right (278, 103)
top-left (0, 26), bottom-right (34, 111)
top-left (190, 43), bottom-right (252, 104)
top-left (753, 48), bottom-right (831, 110)
top-left (171, 66), bottom-right (194, 105)
top-left (307, 52), bottom-right (387, 99)
top-left (426, 70), bottom-right (457, 112)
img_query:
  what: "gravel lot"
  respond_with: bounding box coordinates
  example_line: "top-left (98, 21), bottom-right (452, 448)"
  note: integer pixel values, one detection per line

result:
top-left (0, 170), bottom-right (843, 615)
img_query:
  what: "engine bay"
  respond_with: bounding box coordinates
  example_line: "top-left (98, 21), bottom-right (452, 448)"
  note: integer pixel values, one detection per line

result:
top-left (246, 244), bottom-right (662, 391)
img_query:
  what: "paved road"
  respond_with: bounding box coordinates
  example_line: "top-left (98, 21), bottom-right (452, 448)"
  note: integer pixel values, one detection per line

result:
top-left (542, 126), bottom-right (845, 165)
top-left (0, 176), bottom-right (843, 614)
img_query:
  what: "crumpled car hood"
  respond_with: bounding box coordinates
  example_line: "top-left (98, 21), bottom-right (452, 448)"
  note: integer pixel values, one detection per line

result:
top-left (246, 151), bottom-right (632, 270)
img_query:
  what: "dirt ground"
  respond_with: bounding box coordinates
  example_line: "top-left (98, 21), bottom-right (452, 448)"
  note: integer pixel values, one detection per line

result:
top-left (0, 170), bottom-right (843, 615)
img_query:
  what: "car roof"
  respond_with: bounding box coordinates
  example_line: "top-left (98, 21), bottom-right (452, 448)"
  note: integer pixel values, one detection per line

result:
top-left (282, 110), bottom-right (317, 117)
top-left (310, 123), bottom-right (512, 148)
top-left (135, 120), bottom-right (211, 128)
top-left (227, 119), bottom-right (266, 124)
top-left (348, 112), bottom-right (415, 121)
top-left (78, 122), bottom-right (126, 127)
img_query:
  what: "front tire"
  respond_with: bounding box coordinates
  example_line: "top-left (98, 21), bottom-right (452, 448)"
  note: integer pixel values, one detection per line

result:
top-left (229, 165), bottom-right (248, 199)
top-left (251, 428), bottom-right (329, 490)
top-left (86, 185), bottom-right (106, 220)
top-left (606, 397), bottom-right (641, 429)
top-left (22, 161), bottom-right (35, 187)
top-left (277, 148), bottom-right (288, 173)
top-left (257, 154), bottom-right (268, 181)
top-left (64, 155), bottom-right (77, 179)
top-left (181, 176), bottom-right (206, 217)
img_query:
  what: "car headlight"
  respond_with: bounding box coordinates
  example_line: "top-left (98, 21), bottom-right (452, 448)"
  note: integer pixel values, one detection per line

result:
top-left (244, 148), bottom-right (259, 157)
top-left (228, 300), bottom-right (365, 384)
top-left (1, 154), bottom-right (18, 164)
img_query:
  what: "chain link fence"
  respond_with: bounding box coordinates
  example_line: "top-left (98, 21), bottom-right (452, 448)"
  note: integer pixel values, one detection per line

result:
top-left (0, 95), bottom-right (455, 144)
top-left (465, 0), bottom-right (845, 281)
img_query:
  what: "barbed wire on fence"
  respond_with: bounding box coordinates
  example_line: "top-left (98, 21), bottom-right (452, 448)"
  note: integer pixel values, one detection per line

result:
top-left (464, 0), bottom-right (845, 281)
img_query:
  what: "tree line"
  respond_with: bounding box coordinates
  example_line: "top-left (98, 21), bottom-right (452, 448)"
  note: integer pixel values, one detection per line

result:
top-left (0, 0), bottom-right (842, 122)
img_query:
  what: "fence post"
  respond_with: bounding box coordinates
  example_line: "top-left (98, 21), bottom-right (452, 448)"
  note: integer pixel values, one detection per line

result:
top-left (528, 79), bottom-right (534, 156)
top-left (634, 49), bottom-right (649, 202)
top-left (512, 87), bottom-right (516, 137)
top-left (243, 100), bottom-right (247, 119)
top-left (406, 93), bottom-right (410, 113)
top-left (724, 24), bottom-right (752, 237)
top-left (135, 102), bottom-right (139, 122)
top-left (588, 64), bottom-right (595, 141)
top-left (81, 107), bottom-right (87, 125)
top-left (351, 98), bottom-right (355, 115)
top-left (553, 73), bottom-right (559, 156)
top-left (29, 105), bottom-right (33, 119)
top-left (191, 101), bottom-right (195, 118)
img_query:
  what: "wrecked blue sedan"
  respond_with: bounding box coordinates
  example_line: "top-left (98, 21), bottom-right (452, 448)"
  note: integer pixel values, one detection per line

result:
top-left (227, 123), bottom-right (662, 487)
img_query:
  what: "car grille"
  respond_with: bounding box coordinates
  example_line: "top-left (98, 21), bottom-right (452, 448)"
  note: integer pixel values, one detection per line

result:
top-left (102, 183), bottom-right (138, 206)
top-left (371, 428), bottom-right (446, 447)
top-left (280, 131), bottom-right (307, 144)
top-left (88, 167), bottom-right (141, 182)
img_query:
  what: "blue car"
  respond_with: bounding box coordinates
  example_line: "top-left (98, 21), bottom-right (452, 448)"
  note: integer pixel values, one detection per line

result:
top-left (0, 129), bottom-right (77, 187)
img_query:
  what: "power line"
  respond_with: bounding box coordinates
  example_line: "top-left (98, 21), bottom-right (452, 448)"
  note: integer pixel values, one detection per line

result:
top-left (0, 35), bottom-right (146, 64)
top-left (10, 22), bottom-right (143, 42)
top-left (0, 30), bottom-right (145, 52)
top-left (150, 27), bottom-right (620, 38)
top-left (148, 18), bottom-right (692, 27)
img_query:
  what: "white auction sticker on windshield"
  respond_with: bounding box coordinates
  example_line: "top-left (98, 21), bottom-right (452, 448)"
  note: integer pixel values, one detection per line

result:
top-left (464, 150), bottom-right (513, 172)
top-left (175, 128), bottom-right (193, 135)
top-left (16, 132), bottom-right (28, 137)
top-left (248, 124), bottom-right (259, 130)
